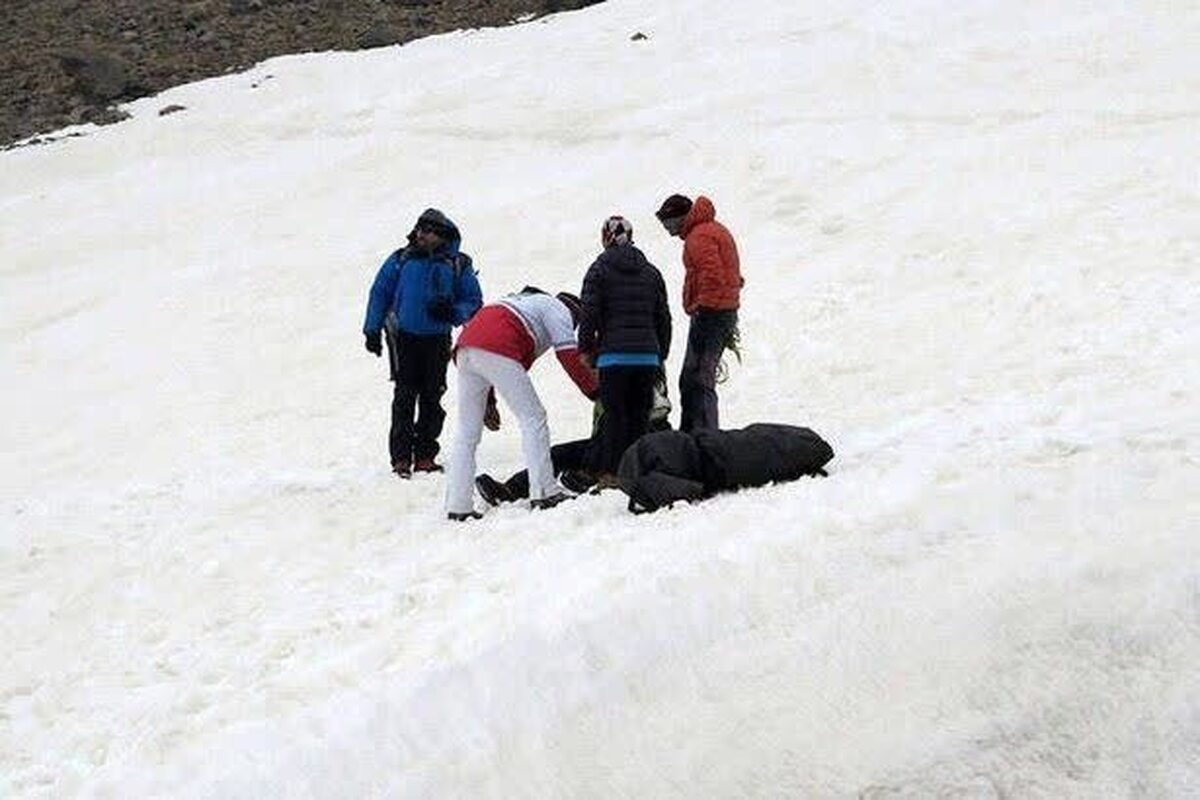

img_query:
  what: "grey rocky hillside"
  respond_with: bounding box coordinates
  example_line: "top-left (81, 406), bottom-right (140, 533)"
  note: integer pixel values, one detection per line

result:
top-left (1, 0), bottom-right (601, 147)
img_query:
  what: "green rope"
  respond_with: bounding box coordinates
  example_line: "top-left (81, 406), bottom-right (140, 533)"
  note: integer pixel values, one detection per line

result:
top-left (716, 323), bottom-right (742, 384)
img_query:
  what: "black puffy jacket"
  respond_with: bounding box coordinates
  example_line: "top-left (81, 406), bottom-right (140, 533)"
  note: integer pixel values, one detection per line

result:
top-left (577, 244), bottom-right (671, 360)
top-left (617, 424), bottom-right (835, 513)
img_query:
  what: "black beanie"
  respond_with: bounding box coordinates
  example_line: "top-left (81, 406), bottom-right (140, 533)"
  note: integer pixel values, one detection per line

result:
top-left (655, 194), bottom-right (692, 220)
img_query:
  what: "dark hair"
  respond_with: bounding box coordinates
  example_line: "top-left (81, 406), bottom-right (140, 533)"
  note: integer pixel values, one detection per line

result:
top-left (414, 208), bottom-right (458, 240)
top-left (556, 291), bottom-right (583, 325)
top-left (655, 193), bottom-right (692, 221)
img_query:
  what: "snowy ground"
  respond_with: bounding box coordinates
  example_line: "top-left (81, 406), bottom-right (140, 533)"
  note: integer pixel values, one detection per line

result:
top-left (2, 0), bottom-right (1198, 796)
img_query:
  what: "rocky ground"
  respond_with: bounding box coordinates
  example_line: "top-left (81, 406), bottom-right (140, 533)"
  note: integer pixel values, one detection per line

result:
top-left (1, 0), bottom-right (601, 147)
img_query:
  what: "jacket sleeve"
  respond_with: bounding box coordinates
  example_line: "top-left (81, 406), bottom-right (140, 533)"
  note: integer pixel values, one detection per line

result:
top-left (625, 471), bottom-right (706, 513)
top-left (555, 345), bottom-right (599, 399)
top-left (577, 260), bottom-right (602, 356)
top-left (363, 254), bottom-right (400, 335)
top-left (654, 269), bottom-right (672, 361)
top-left (682, 230), bottom-right (721, 313)
top-left (616, 440), bottom-right (705, 513)
top-left (452, 258), bottom-right (483, 325)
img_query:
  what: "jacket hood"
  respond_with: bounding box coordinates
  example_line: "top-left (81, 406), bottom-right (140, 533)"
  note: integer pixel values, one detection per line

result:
top-left (681, 195), bottom-right (715, 235)
top-left (414, 208), bottom-right (462, 252)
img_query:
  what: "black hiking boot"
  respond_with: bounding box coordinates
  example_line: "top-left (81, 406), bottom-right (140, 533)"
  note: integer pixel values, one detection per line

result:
top-left (475, 474), bottom-right (514, 506)
top-left (447, 510), bottom-right (483, 522)
top-left (530, 491), bottom-right (573, 511)
top-left (392, 460), bottom-right (412, 479)
top-left (559, 469), bottom-right (596, 494)
top-left (413, 457), bottom-right (443, 473)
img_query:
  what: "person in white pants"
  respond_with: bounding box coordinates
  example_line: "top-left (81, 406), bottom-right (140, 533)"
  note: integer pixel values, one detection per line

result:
top-left (445, 288), bottom-right (598, 520)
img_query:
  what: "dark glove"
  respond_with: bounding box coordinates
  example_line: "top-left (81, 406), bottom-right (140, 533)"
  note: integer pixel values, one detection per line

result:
top-left (428, 297), bottom-right (455, 323)
top-left (364, 331), bottom-right (382, 356)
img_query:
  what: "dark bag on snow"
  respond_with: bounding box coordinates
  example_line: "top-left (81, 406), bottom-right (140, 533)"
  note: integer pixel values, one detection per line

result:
top-left (617, 423), bottom-right (834, 514)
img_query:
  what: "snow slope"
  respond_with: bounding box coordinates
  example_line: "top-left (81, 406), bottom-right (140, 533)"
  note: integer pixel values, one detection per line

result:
top-left (2, 0), bottom-right (1198, 796)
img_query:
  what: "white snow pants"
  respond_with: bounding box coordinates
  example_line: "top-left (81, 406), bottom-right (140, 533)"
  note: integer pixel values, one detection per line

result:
top-left (445, 347), bottom-right (560, 514)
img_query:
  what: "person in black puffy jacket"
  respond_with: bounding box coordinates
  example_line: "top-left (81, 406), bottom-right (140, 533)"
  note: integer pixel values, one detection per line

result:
top-left (577, 215), bottom-right (672, 481)
top-left (617, 424), bottom-right (835, 513)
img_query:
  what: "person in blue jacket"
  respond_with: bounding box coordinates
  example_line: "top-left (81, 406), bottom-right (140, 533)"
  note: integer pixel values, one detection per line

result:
top-left (363, 208), bottom-right (482, 477)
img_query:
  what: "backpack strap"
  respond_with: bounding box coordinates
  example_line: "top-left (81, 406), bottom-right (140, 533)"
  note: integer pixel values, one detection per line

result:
top-left (397, 248), bottom-right (474, 300)
top-left (391, 247), bottom-right (411, 273)
top-left (443, 252), bottom-right (474, 296)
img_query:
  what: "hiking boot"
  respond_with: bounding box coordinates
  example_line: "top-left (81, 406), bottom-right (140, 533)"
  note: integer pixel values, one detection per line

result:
top-left (592, 472), bottom-right (621, 491)
top-left (530, 491), bottom-right (573, 511)
top-left (447, 510), bottom-right (483, 522)
top-left (392, 460), bottom-right (412, 479)
top-left (475, 474), bottom-right (514, 506)
top-left (413, 457), bottom-right (443, 473)
top-left (559, 469), bottom-right (596, 494)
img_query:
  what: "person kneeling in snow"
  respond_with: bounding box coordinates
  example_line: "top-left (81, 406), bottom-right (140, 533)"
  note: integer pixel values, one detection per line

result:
top-left (474, 370), bottom-right (673, 506)
top-left (617, 424), bottom-right (835, 514)
top-left (444, 287), bottom-right (598, 521)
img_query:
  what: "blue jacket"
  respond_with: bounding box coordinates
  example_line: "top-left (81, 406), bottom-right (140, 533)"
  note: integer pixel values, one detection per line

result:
top-left (362, 220), bottom-right (482, 337)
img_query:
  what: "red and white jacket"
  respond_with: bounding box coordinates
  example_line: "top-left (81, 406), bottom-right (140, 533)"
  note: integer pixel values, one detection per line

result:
top-left (455, 292), bottom-right (598, 398)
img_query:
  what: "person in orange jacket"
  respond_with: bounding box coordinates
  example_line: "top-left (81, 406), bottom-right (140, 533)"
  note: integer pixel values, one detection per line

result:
top-left (655, 193), bottom-right (744, 432)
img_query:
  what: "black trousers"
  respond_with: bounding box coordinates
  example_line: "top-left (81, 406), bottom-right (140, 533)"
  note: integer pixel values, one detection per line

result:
top-left (387, 330), bottom-right (450, 465)
top-left (501, 438), bottom-right (591, 499)
top-left (588, 365), bottom-right (658, 475)
top-left (679, 310), bottom-right (737, 433)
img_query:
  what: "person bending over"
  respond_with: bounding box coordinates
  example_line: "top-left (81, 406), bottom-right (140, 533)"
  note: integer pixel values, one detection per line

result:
top-left (444, 288), bottom-right (597, 521)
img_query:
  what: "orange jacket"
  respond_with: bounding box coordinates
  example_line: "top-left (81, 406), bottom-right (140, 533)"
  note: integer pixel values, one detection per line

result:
top-left (680, 196), bottom-right (743, 315)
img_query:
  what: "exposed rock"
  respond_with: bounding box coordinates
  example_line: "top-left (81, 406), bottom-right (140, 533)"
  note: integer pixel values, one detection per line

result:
top-left (1, 0), bottom-right (608, 146)
top-left (89, 106), bottom-right (133, 126)
top-left (53, 47), bottom-right (135, 103)
top-left (228, 0), bottom-right (265, 14)
top-left (158, 104), bottom-right (187, 116)
top-left (356, 22), bottom-right (403, 49)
